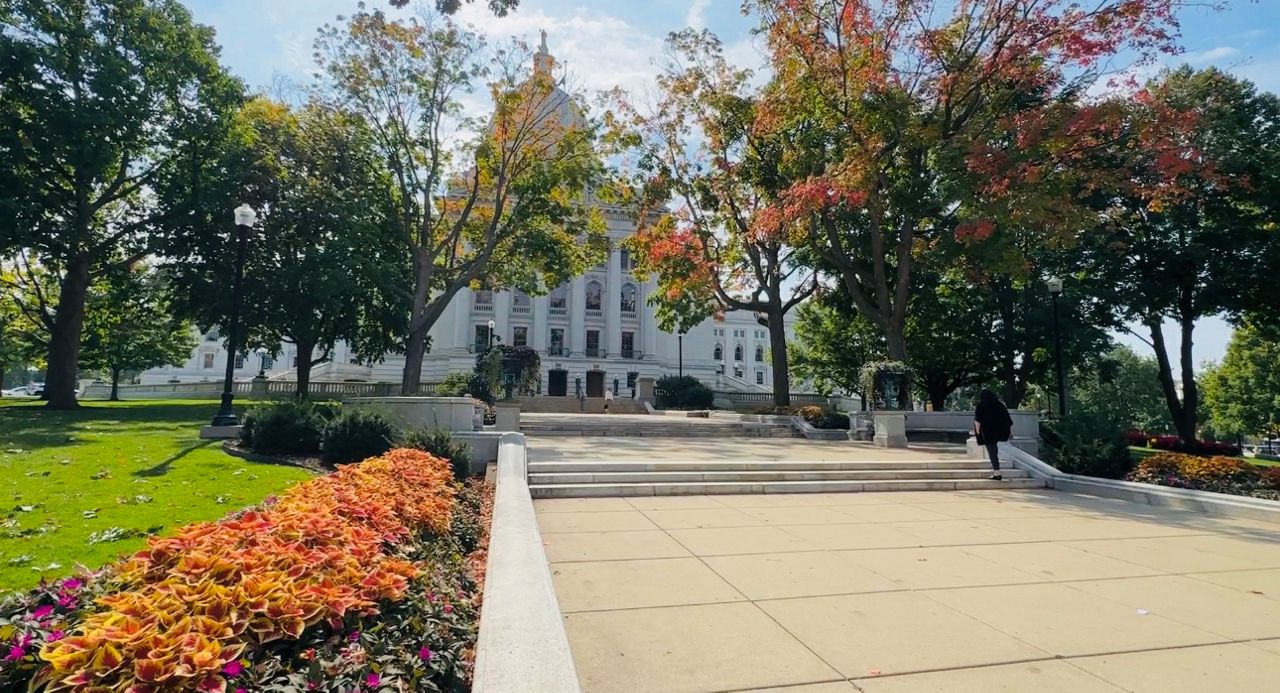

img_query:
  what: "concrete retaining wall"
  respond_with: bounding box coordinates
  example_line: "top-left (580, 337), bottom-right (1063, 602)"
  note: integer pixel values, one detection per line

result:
top-left (472, 434), bottom-right (581, 693)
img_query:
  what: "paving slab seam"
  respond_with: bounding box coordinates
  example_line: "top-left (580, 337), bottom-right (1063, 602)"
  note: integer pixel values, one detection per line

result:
top-left (710, 677), bottom-right (853, 693)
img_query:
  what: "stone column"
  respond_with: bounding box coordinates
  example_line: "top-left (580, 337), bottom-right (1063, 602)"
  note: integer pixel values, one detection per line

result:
top-left (606, 242), bottom-right (622, 357)
top-left (494, 291), bottom-right (512, 345)
top-left (453, 287), bottom-right (472, 354)
top-left (641, 275), bottom-right (659, 360)
top-left (532, 294), bottom-right (549, 352)
top-left (570, 275), bottom-right (586, 356)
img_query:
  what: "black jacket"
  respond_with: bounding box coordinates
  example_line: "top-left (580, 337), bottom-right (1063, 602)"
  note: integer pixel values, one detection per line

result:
top-left (975, 400), bottom-right (1013, 444)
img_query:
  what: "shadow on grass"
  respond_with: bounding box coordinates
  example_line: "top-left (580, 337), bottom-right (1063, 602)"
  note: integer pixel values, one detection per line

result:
top-left (133, 440), bottom-right (217, 478)
top-left (0, 400), bottom-right (219, 452)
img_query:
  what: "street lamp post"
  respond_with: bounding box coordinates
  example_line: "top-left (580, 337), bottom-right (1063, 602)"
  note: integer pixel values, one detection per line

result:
top-left (210, 204), bottom-right (256, 427)
top-left (1046, 276), bottom-right (1067, 417)
top-left (487, 318), bottom-right (496, 351)
top-left (677, 330), bottom-right (684, 378)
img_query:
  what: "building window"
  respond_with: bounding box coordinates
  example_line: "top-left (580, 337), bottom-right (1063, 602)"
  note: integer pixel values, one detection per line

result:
top-left (261, 354), bottom-right (274, 371)
top-left (620, 283), bottom-right (637, 314)
top-left (756, 371), bottom-right (765, 385)
top-left (513, 291), bottom-right (531, 314)
top-left (621, 331), bottom-right (635, 358)
top-left (474, 290), bottom-right (493, 312)
top-left (586, 330), bottom-right (601, 357)
top-left (585, 280), bottom-right (603, 311)
top-left (513, 326), bottom-right (528, 347)
top-left (549, 328), bottom-right (565, 355)
top-left (292, 356), bottom-right (298, 367)
top-left (734, 344), bottom-right (744, 361)
top-left (202, 353), bottom-right (214, 369)
top-left (549, 284), bottom-right (568, 315)
top-left (713, 343), bottom-right (723, 360)
top-left (755, 345), bottom-right (765, 362)
top-left (474, 324), bottom-right (492, 352)
top-left (234, 355), bottom-right (245, 369)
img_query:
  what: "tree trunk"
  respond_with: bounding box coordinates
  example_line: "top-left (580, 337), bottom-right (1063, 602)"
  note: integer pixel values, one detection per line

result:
top-left (1149, 321), bottom-right (1194, 443)
top-left (1177, 314), bottom-right (1199, 444)
top-left (44, 256), bottom-right (92, 410)
top-left (295, 340), bottom-right (314, 400)
top-left (926, 382), bottom-right (948, 412)
top-left (767, 309), bottom-right (790, 407)
top-left (400, 324), bottom-right (429, 395)
top-left (884, 318), bottom-right (908, 361)
top-left (109, 367), bottom-right (120, 401)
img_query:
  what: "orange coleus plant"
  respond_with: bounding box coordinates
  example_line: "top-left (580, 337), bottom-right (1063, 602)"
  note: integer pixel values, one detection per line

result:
top-left (39, 449), bottom-right (455, 692)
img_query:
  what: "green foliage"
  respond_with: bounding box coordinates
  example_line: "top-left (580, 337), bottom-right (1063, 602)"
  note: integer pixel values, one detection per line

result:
top-left (471, 345), bottom-right (541, 405)
top-left (321, 409), bottom-right (397, 464)
top-left (1070, 345), bottom-right (1173, 434)
top-left (0, 0), bottom-right (244, 407)
top-left (1040, 413), bottom-right (1135, 480)
top-left (1202, 324), bottom-right (1280, 439)
top-left (758, 405), bottom-right (849, 430)
top-left (402, 428), bottom-right (474, 481)
top-left (435, 372), bottom-right (475, 397)
top-left (240, 400), bottom-right (338, 456)
top-left (790, 297), bottom-right (881, 397)
top-left (79, 265), bottom-right (195, 397)
top-left (0, 399), bottom-right (311, 591)
top-left (654, 375), bottom-right (715, 410)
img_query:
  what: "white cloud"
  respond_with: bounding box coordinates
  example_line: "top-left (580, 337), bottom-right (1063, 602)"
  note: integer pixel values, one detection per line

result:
top-left (1185, 46), bottom-right (1239, 64)
top-left (686, 0), bottom-right (712, 29)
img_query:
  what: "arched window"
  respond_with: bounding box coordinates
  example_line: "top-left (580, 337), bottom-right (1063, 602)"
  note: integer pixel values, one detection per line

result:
top-left (755, 345), bottom-right (765, 362)
top-left (734, 344), bottom-right (744, 361)
top-left (549, 284), bottom-right (568, 310)
top-left (713, 343), bottom-right (723, 361)
top-left (585, 280), bottom-right (603, 310)
top-left (620, 283), bottom-right (637, 313)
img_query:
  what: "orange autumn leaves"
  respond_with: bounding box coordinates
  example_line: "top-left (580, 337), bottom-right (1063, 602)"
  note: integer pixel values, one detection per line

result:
top-left (40, 449), bottom-right (456, 692)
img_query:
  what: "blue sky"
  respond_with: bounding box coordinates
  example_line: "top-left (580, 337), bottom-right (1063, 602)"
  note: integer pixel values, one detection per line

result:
top-left (185, 0), bottom-right (1280, 370)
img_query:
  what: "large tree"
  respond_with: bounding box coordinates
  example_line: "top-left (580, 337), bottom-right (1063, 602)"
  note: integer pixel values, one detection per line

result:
top-left (315, 9), bottom-right (606, 394)
top-left (1088, 67), bottom-right (1280, 443)
top-left (748, 0), bottom-right (1192, 362)
top-left (620, 30), bottom-right (817, 406)
top-left (1071, 344), bottom-right (1174, 434)
top-left (80, 265), bottom-right (194, 400)
top-left (1202, 324), bottom-right (1280, 440)
top-left (168, 97), bottom-right (404, 398)
top-left (0, 0), bottom-right (243, 408)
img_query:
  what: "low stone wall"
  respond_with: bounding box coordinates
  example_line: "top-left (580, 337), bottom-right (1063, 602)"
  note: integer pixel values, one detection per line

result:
top-left (472, 433), bottom-right (581, 693)
top-left (1002, 443), bottom-right (1280, 523)
top-left (351, 396), bottom-right (480, 432)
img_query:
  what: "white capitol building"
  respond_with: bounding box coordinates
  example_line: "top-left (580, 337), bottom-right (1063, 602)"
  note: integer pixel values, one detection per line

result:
top-left (143, 37), bottom-right (796, 398)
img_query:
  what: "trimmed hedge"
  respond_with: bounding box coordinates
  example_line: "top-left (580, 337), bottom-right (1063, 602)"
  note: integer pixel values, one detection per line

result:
top-left (239, 400), bottom-right (337, 456)
top-left (1042, 414), bottom-right (1134, 480)
top-left (321, 408), bottom-right (397, 464)
top-left (403, 427), bottom-right (474, 481)
top-left (654, 375), bottom-right (715, 410)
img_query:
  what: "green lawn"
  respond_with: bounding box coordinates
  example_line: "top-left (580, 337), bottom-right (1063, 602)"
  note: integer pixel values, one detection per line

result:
top-left (0, 398), bottom-right (313, 593)
top-left (1128, 444), bottom-right (1279, 467)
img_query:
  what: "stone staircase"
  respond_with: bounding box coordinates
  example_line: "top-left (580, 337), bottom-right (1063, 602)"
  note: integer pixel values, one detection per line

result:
top-left (528, 458), bottom-right (1043, 497)
top-left (520, 415), bottom-right (802, 438)
top-left (515, 396), bottom-right (647, 415)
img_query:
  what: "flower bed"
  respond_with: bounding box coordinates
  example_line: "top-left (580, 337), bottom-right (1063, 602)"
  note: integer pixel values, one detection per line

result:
top-left (1127, 451), bottom-right (1280, 501)
top-left (1125, 430), bottom-right (1242, 457)
top-left (755, 405), bottom-right (850, 430)
top-left (0, 449), bottom-right (494, 691)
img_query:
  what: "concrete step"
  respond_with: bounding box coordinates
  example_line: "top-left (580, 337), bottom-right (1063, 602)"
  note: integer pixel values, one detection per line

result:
top-left (529, 468), bottom-right (1031, 484)
top-left (528, 460), bottom-right (995, 473)
top-left (523, 429), bottom-right (802, 438)
top-left (529, 477), bottom-right (1046, 498)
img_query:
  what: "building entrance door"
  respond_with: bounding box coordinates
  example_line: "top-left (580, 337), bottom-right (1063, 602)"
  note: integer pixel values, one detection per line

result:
top-left (548, 369), bottom-right (568, 397)
top-left (586, 371), bottom-right (605, 397)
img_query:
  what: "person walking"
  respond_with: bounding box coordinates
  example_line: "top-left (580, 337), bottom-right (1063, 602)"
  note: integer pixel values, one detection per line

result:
top-left (974, 389), bottom-right (1014, 480)
top-left (604, 388), bottom-right (614, 414)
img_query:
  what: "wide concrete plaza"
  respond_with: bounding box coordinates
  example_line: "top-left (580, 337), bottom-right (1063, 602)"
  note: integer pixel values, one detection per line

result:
top-left (536, 484), bottom-right (1280, 692)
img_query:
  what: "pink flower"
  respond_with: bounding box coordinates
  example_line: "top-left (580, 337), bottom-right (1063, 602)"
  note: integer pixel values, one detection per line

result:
top-left (4, 645), bottom-right (24, 662)
top-left (48, 630), bottom-right (65, 642)
top-left (366, 672), bottom-right (381, 688)
top-left (223, 660), bottom-right (244, 677)
top-left (57, 595), bottom-right (77, 610)
top-left (418, 646), bottom-right (432, 662)
top-left (31, 605), bottom-right (54, 620)
top-left (236, 689), bottom-right (247, 693)
top-left (60, 579), bottom-right (82, 591)
top-left (348, 631), bottom-right (361, 642)
top-left (443, 604), bottom-right (452, 614)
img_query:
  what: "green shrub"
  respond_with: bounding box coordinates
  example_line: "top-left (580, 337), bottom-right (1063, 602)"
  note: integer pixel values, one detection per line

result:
top-left (239, 400), bottom-right (336, 456)
top-left (1041, 413), bottom-right (1134, 479)
top-left (435, 371), bottom-right (474, 397)
top-left (754, 405), bottom-right (849, 429)
top-left (654, 375), bottom-right (715, 410)
top-left (321, 408), bottom-right (397, 464)
top-left (402, 427), bottom-right (474, 481)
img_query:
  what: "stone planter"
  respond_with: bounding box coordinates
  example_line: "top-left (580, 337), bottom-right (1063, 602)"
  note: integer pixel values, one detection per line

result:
top-left (494, 402), bottom-right (521, 432)
top-left (873, 413), bottom-right (908, 448)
